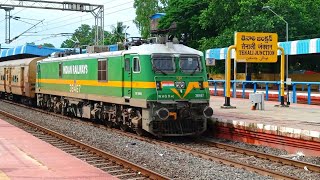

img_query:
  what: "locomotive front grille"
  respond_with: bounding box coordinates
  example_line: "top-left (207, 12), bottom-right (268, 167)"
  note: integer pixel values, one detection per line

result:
top-left (150, 118), bottom-right (206, 136)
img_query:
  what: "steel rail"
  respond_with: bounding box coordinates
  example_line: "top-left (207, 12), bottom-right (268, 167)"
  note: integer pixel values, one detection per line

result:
top-left (0, 109), bottom-right (169, 180)
top-left (113, 131), bottom-right (299, 180)
top-left (199, 139), bottom-right (320, 173)
top-left (1, 100), bottom-right (318, 179)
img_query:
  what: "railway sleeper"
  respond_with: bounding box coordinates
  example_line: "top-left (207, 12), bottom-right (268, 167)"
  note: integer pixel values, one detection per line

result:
top-left (107, 169), bottom-right (129, 174)
top-left (114, 172), bottom-right (139, 178)
top-left (126, 177), bottom-right (147, 180)
top-left (37, 94), bottom-right (144, 136)
top-left (85, 159), bottom-right (107, 164)
top-left (93, 162), bottom-right (114, 167)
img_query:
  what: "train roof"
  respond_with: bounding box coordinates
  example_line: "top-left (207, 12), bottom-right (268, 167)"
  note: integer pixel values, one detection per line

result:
top-left (125, 43), bottom-right (203, 56)
top-left (40, 43), bottom-right (203, 62)
top-left (0, 57), bottom-right (44, 66)
top-left (0, 44), bottom-right (65, 61)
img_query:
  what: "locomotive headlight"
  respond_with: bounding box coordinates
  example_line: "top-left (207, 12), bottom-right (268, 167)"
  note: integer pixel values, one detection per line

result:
top-left (198, 81), bottom-right (204, 90)
top-left (175, 81), bottom-right (185, 89)
top-left (156, 81), bottom-right (162, 90)
top-left (203, 106), bottom-right (213, 118)
top-left (156, 108), bottom-right (169, 120)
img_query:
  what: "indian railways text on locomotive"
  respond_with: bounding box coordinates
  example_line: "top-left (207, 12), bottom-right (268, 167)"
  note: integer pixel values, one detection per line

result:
top-left (63, 64), bottom-right (88, 75)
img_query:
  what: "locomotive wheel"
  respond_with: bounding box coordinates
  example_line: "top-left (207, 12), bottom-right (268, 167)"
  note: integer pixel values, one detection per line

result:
top-left (47, 100), bottom-right (54, 112)
top-left (105, 121), bottom-right (113, 128)
top-left (135, 128), bottom-right (146, 136)
top-left (61, 107), bottom-right (67, 116)
top-left (120, 124), bottom-right (129, 132)
top-left (53, 105), bottom-right (58, 113)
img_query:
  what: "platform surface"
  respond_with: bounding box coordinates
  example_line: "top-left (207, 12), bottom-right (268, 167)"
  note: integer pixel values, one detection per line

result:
top-left (210, 96), bottom-right (320, 140)
top-left (0, 119), bottom-right (118, 180)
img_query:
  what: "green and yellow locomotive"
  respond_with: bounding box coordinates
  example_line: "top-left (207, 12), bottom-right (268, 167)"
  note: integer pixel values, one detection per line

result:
top-left (35, 41), bottom-right (213, 136)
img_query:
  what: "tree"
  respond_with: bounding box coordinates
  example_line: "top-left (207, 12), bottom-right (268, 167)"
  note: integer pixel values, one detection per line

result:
top-left (199, 0), bottom-right (320, 49)
top-left (60, 23), bottom-right (129, 48)
top-left (109, 22), bottom-right (127, 44)
top-left (155, 0), bottom-right (320, 73)
top-left (61, 24), bottom-right (94, 48)
top-left (134, 0), bottom-right (168, 38)
top-left (26, 42), bottom-right (55, 48)
top-left (41, 43), bottom-right (55, 48)
top-left (158, 0), bottom-right (209, 48)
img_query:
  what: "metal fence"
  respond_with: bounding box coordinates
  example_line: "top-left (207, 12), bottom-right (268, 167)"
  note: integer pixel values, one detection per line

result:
top-left (208, 80), bottom-right (320, 105)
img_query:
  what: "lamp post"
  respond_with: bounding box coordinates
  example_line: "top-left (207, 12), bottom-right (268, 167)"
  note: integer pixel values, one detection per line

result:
top-left (124, 26), bottom-right (130, 43)
top-left (263, 6), bottom-right (290, 105)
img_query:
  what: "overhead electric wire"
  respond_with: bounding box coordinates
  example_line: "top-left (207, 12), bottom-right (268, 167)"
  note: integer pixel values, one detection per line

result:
top-left (25, 18), bottom-right (135, 43)
top-left (0, 0), bottom-right (134, 44)
top-left (0, 0), bottom-right (130, 28)
top-left (37, 0), bottom-right (118, 24)
top-left (0, 6), bottom-right (134, 44)
top-left (34, 6), bottom-right (133, 34)
top-left (35, 1), bottom-right (133, 30)
top-left (0, 1), bottom-right (37, 23)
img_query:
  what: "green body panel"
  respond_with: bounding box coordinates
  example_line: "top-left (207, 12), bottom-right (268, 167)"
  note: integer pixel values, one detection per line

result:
top-left (37, 53), bottom-right (209, 102)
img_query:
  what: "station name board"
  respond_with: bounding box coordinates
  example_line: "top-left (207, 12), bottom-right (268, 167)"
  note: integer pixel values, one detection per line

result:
top-left (235, 32), bottom-right (278, 63)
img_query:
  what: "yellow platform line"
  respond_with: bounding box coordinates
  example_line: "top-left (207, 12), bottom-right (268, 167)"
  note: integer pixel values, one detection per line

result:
top-left (0, 170), bottom-right (10, 180)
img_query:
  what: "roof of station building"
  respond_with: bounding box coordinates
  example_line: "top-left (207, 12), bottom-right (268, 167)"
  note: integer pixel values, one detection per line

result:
top-left (0, 44), bottom-right (65, 61)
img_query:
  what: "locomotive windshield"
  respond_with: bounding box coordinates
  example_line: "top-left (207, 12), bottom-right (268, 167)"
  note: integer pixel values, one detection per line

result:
top-left (179, 55), bottom-right (201, 73)
top-left (151, 54), bottom-right (175, 74)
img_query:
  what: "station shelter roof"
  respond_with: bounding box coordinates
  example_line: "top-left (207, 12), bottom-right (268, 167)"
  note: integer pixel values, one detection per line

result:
top-left (206, 38), bottom-right (320, 60)
top-left (0, 44), bottom-right (64, 60)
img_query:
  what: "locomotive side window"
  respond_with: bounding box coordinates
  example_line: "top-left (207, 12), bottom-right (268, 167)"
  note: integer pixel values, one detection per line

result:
top-left (98, 59), bottom-right (108, 81)
top-left (125, 58), bottom-right (130, 71)
top-left (59, 63), bottom-right (62, 78)
top-left (133, 57), bottom-right (140, 73)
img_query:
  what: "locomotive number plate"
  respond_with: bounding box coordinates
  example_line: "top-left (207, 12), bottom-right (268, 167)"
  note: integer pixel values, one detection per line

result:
top-left (70, 84), bottom-right (81, 93)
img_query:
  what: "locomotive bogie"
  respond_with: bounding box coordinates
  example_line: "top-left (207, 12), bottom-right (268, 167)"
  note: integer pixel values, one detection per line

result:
top-left (145, 101), bottom-right (208, 136)
top-left (37, 93), bottom-right (144, 133)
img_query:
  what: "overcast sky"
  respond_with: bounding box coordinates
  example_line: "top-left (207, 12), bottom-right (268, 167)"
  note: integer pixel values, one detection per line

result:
top-left (0, 0), bottom-right (140, 48)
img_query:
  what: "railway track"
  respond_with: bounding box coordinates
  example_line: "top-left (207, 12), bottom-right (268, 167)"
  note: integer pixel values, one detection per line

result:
top-left (1, 100), bottom-right (320, 179)
top-left (115, 131), bottom-right (320, 180)
top-left (0, 109), bottom-right (169, 180)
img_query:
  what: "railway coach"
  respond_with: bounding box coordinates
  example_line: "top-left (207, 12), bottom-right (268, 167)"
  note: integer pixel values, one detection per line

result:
top-left (34, 42), bottom-right (213, 136)
top-left (0, 57), bottom-right (44, 104)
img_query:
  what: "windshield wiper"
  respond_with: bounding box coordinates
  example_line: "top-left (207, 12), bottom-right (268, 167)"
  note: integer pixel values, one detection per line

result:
top-left (153, 65), bottom-right (167, 75)
top-left (190, 63), bottom-right (200, 76)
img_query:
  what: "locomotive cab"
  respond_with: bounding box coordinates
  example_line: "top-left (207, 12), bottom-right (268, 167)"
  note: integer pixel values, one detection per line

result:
top-left (126, 42), bottom-right (213, 136)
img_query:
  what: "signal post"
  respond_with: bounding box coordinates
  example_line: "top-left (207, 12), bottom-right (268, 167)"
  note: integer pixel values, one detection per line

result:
top-left (222, 32), bottom-right (287, 108)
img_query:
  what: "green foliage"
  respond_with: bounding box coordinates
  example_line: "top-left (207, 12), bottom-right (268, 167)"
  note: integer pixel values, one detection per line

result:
top-left (109, 22), bottom-right (128, 44)
top-left (134, 0), bottom-right (168, 38)
top-left (158, 0), bottom-right (210, 48)
top-left (152, 0), bottom-right (320, 74)
top-left (26, 42), bottom-right (35, 45)
top-left (41, 43), bottom-right (55, 48)
top-left (61, 24), bottom-right (94, 48)
top-left (137, 0), bottom-right (320, 48)
top-left (26, 42), bottom-right (55, 48)
top-left (60, 23), bottom-right (129, 48)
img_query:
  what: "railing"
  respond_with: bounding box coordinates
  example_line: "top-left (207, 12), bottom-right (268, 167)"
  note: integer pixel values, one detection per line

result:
top-left (208, 80), bottom-right (320, 105)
